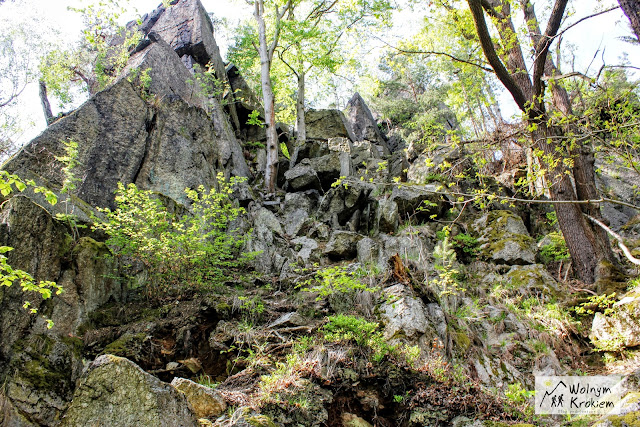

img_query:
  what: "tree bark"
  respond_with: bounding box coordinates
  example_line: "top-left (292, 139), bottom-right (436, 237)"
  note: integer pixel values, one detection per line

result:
top-left (468, 0), bottom-right (614, 283)
top-left (619, 0), bottom-right (640, 43)
top-left (39, 80), bottom-right (54, 125)
top-left (520, 0), bottom-right (616, 273)
top-left (290, 69), bottom-right (306, 168)
top-left (254, 0), bottom-right (284, 193)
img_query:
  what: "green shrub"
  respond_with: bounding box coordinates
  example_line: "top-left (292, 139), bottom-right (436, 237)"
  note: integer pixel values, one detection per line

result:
top-left (298, 265), bottom-right (379, 301)
top-left (539, 232), bottom-right (569, 264)
top-left (322, 314), bottom-right (394, 362)
top-left (93, 174), bottom-right (251, 296)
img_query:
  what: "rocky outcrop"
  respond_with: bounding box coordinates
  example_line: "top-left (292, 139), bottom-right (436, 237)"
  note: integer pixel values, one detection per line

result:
top-left (472, 210), bottom-right (537, 265)
top-left (345, 92), bottom-right (389, 154)
top-left (60, 355), bottom-right (197, 427)
top-left (305, 109), bottom-right (356, 142)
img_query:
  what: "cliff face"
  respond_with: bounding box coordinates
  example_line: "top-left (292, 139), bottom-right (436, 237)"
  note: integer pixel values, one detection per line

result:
top-left (1, 1), bottom-right (639, 426)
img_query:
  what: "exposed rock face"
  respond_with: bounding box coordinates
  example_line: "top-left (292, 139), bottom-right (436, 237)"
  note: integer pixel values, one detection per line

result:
top-left (0, 198), bottom-right (120, 426)
top-left (345, 92), bottom-right (389, 154)
top-left (60, 355), bottom-right (197, 427)
top-left (380, 284), bottom-right (447, 352)
top-left (324, 231), bottom-right (364, 260)
top-left (472, 210), bottom-right (537, 265)
top-left (305, 109), bottom-right (357, 142)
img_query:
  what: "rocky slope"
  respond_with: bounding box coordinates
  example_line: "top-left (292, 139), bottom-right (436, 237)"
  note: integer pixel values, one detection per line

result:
top-left (1, 0), bottom-right (639, 426)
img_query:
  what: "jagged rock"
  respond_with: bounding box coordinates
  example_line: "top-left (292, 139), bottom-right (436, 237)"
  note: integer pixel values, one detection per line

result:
top-left (309, 153), bottom-right (343, 191)
top-left (0, 198), bottom-right (116, 426)
top-left (5, 78), bottom-right (249, 209)
top-left (596, 159), bottom-right (640, 230)
top-left (345, 92), bottom-right (389, 154)
top-left (380, 284), bottom-right (447, 353)
top-left (145, 0), bottom-right (222, 68)
top-left (317, 180), bottom-right (376, 231)
top-left (60, 355), bottom-right (197, 426)
top-left (388, 150), bottom-right (409, 182)
top-left (284, 160), bottom-right (321, 191)
top-left (171, 377), bottom-right (226, 419)
top-left (282, 191), bottom-right (319, 236)
top-left (245, 207), bottom-right (290, 275)
top-left (324, 231), bottom-right (364, 260)
top-left (376, 197), bottom-right (399, 233)
top-left (390, 185), bottom-right (446, 221)
top-left (357, 232), bottom-right (434, 272)
top-left (472, 210), bottom-right (537, 265)
top-left (591, 289), bottom-right (640, 350)
top-left (380, 284), bottom-right (430, 339)
top-left (123, 34), bottom-right (202, 106)
top-left (292, 237), bottom-right (321, 266)
top-left (305, 109), bottom-right (356, 141)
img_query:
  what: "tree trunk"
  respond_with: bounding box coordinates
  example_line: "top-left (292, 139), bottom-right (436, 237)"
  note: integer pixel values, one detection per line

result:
top-left (290, 70), bottom-right (306, 168)
top-left (468, 0), bottom-right (614, 283)
top-left (255, 0), bottom-right (279, 193)
top-left (520, 0), bottom-right (616, 272)
top-left (619, 0), bottom-right (640, 43)
top-left (39, 80), bottom-right (54, 125)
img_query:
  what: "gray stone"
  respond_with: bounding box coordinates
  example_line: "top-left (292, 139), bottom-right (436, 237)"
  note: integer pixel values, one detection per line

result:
top-left (61, 355), bottom-right (197, 427)
top-left (284, 160), bottom-right (321, 191)
top-left (472, 210), bottom-right (537, 265)
top-left (123, 34), bottom-right (201, 107)
top-left (317, 180), bottom-right (375, 230)
top-left (390, 185), bottom-right (445, 221)
top-left (380, 284), bottom-right (429, 339)
top-left (345, 92), bottom-right (389, 154)
top-left (5, 77), bottom-right (249, 210)
top-left (324, 231), bottom-right (364, 260)
top-left (171, 377), bottom-right (226, 419)
top-left (309, 153), bottom-right (343, 191)
top-left (282, 191), bottom-right (319, 236)
top-left (357, 237), bottom-right (380, 266)
top-left (146, 0), bottom-right (223, 69)
top-left (292, 237), bottom-right (320, 265)
top-left (376, 197), bottom-right (399, 233)
top-left (305, 109), bottom-right (356, 142)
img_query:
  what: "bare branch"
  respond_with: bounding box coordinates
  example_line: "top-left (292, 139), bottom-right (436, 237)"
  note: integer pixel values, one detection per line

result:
top-left (585, 214), bottom-right (640, 265)
top-left (373, 36), bottom-right (494, 73)
top-left (531, 0), bottom-right (568, 98)
top-left (466, 0), bottom-right (529, 111)
top-left (556, 6), bottom-right (620, 40)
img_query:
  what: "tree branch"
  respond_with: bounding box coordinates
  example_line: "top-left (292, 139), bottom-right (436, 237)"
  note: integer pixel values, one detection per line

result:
top-left (585, 214), bottom-right (640, 265)
top-left (466, 0), bottom-right (529, 111)
top-left (555, 6), bottom-right (620, 40)
top-left (531, 0), bottom-right (568, 98)
top-left (373, 36), bottom-right (494, 73)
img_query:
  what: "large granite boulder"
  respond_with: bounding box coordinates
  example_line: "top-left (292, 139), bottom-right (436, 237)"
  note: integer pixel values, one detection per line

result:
top-left (60, 355), bottom-right (197, 427)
